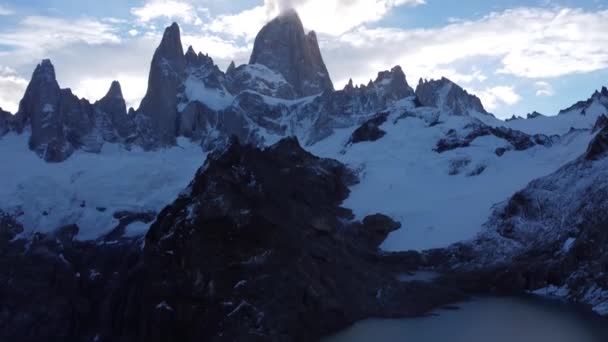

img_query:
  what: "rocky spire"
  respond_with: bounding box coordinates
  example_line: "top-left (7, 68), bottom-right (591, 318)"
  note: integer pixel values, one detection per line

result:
top-left (249, 9), bottom-right (334, 97)
top-left (226, 60), bottom-right (236, 75)
top-left (106, 80), bottom-right (124, 100)
top-left (137, 22), bottom-right (186, 148)
top-left (184, 45), bottom-right (198, 65)
top-left (15, 59), bottom-right (75, 161)
top-left (94, 81), bottom-right (132, 142)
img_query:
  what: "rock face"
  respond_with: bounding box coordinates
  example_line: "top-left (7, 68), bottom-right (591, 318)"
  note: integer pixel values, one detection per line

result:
top-left (0, 108), bottom-right (11, 136)
top-left (416, 77), bottom-right (488, 116)
top-left (249, 10), bottom-right (334, 97)
top-left (13, 60), bottom-right (100, 162)
top-left (12, 60), bottom-right (140, 161)
top-left (136, 23), bottom-right (186, 148)
top-left (94, 81), bottom-right (134, 143)
top-left (348, 112), bottom-right (389, 144)
top-left (435, 121), bottom-right (554, 154)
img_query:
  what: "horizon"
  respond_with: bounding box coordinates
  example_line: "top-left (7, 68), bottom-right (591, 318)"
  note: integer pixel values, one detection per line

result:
top-left (0, 0), bottom-right (606, 119)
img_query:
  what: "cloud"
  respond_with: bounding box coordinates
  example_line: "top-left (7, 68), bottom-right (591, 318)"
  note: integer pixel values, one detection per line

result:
top-left (0, 4), bottom-right (13, 16)
top-left (334, 7), bottom-right (608, 85)
top-left (205, 0), bottom-right (426, 39)
top-left (0, 16), bottom-right (120, 58)
top-left (535, 81), bottom-right (554, 96)
top-left (131, 0), bottom-right (202, 25)
top-left (471, 86), bottom-right (522, 111)
top-left (0, 66), bottom-right (28, 113)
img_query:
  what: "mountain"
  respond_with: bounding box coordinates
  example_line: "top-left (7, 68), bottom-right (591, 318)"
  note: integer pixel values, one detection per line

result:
top-left (249, 9), bottom-right (334, 97)
top-left (416, 77), bottom-right (488, 117)
top-left (2, 9), bottom-right (608, 341)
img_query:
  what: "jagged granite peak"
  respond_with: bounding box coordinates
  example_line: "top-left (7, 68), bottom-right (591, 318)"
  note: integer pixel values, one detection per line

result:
top-left (137, 22), bottom-right (186, 148)
top-left (157, 22), bottom-right (185, 63)
top-left (249, 9), bottom-right (334, 97)
top-left (526, 111), bottom-right (545, 119)
top-left (559, 86), bottom-right (608, 115)
top-left (344, 78), bottom-right (354, 91)
top-left (14, 59), bottom-right (75, 161)
top-left (416, 77), bottom-right (488, 116)
top-left (105, 80), bottom-right (124, 100)
top-left (371, 65), bottom-right (415, 100)
top-left (226, 60), bottom-right (236, 75)
top-left (185, 45), bottom-right (197, 63)
top-left (94, 80), bottom-right (132, 142)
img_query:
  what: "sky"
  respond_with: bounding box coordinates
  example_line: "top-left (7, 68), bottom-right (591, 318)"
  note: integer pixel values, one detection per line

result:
top-left (0, 0), bottom-right (607, 119)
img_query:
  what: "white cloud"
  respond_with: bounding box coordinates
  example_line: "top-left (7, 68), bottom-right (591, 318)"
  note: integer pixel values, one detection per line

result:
top-left (535, 81), bottom-right (554, 96)
top-left (335, 7), bottom-right (608, 84)
top-left (205, 0), bottom-right (426, 39)
top-left (0, 4), bottom-right (13, 16)
top-left (131, 0), bottom-right (201, 24)
top-left (0, 66), bottom-right (28, 113)
top-left (471, 86), bottom-right (522, 111)
top-left (129, 29), bottom-right (139, 36)
top-left (0, 16), bottom-right (120, 56)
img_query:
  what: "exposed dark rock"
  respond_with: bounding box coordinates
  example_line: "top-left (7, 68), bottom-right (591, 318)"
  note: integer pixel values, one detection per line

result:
top-left (435, 123), bottom-right (552, 154)
top-left (526, 111), bottom-right (545, 119)
top-left (416, 77), bottom-right (488, 116)
top-left (136, 22), bottom-right (185, 148)
top-left (586, 124), bottom-right (608, 161)
top-left (94, 81), bottom-right (134, 143)
top-left (0, 211), bottom-right (141, 342)
top-left (0, 108), bottom-right (12, 136)
top-left (348, 112), bottom-right (389, 144)
top-left (249, 10), bottom-right (334, 97)
top-left (592, 114), bottom-right (608, 133)
top-left (448, 157), bottom-right (471, 176)
top-left (114, 138), bottom-right (465, 341)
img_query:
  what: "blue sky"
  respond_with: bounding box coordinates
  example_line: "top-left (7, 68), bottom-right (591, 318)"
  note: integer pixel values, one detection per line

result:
top-left (0, 0), bottom-right (606, 119)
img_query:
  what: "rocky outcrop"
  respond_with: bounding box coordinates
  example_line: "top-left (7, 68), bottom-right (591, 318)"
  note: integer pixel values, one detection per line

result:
top-left (348, 112), bottom-right (389, 144)
top-left (416, 77), bottom-right (488, 116)
top-left (136, 22), bottom-right (186, 148)
top-left (435, 122), bottom-right (555, 154)
top-left (249, 10), bottom-right (334, 97)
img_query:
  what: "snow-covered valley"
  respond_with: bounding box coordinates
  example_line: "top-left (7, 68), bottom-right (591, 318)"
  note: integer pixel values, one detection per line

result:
top-left (0, 133), bottom-right (205, 239)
